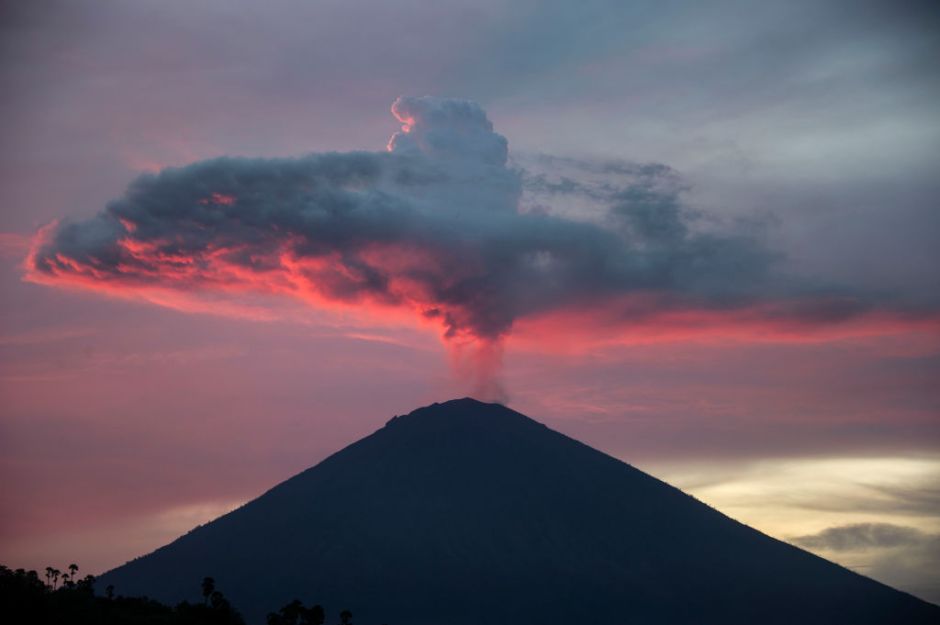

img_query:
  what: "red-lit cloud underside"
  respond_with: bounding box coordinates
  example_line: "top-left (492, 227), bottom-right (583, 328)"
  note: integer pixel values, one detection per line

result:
top-left (24, 216), bottom-right (939, 349)
top-left (23, 97), bottom-right (940, 351)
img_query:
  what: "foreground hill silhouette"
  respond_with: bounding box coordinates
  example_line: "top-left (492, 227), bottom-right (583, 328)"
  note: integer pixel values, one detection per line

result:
top-left (100, 398), bottom-right (940, 624)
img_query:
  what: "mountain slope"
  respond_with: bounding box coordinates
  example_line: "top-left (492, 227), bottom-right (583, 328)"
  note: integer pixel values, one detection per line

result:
top-left (100, 398), bottom-right (940, 624)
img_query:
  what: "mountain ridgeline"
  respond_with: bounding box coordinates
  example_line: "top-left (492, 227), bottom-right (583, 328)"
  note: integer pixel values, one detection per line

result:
top-left (100, 398), bottom-right (940, 624)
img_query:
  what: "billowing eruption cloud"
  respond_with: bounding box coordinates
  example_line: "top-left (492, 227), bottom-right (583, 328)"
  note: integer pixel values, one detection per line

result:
top-left (25, 97), bottom-right (934, 398)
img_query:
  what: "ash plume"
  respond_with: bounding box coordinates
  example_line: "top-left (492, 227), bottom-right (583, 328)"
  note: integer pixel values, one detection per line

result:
top-left (27, 96), bottom-right (917, 398)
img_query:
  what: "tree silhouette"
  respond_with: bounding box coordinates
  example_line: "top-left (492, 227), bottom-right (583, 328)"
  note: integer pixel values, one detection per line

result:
top-left (304, 604), bottom-right (325, 625)
top-left (76, 574), bottom-right (96, 592)
top-left (210, 590), bottom-right (226, 610)
top-left (1, 562), bottom-right (359, 625)
top-left (267, 599), bottom-right (327, 625)
top-left (178, 576), bottom-right (245, 624)
top-left (202, 576), bottom-right (215, 605)
top-left (267, 599), bottom-right (304, 625)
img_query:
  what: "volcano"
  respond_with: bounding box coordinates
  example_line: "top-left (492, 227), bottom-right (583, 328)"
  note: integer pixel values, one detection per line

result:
top-left (99, 398), bottom-right (940, 624)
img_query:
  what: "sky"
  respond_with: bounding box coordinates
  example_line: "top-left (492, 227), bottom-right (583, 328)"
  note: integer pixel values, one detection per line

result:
top-left (1, 0), bottom-right (939, 603)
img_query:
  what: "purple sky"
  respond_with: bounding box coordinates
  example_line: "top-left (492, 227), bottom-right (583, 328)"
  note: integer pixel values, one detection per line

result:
top-left (1, 0), bottom-right (939, 603)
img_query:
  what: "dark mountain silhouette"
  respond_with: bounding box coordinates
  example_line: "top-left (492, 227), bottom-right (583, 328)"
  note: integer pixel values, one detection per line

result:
top-left (100, 398), bottom-right (940, 624)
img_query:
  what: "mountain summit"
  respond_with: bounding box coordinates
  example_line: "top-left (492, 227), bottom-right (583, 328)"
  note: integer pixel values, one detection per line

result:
top-left (100, 398), bottom-right (940, 624)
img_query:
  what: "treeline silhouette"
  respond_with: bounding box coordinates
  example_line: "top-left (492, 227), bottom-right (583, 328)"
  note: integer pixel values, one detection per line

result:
top-left (1, 563), bottom-right (356, 625)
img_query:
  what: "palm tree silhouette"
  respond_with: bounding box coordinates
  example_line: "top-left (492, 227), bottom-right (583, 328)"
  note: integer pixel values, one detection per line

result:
top-left (51, 568), bottom-right (60, 589)
top-left (68, 563), bottom-right (78, 581)
top-left (339, 609), bottom-right (353, 625)
top-left (44, 566), bottom-right (53, 589)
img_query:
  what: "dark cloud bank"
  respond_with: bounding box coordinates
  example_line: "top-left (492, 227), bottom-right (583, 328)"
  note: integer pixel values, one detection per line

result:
top-left (27, 97), bottom-right (935, 392)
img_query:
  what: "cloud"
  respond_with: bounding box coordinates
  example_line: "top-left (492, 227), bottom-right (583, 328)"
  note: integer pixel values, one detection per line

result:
top-left (867, 534), bottom-right (940, 605)
top-left (791, 483), bottom-right (940, 518)
top-left (389, 96), bottom-right (508, 167)
top-left (24, 97), bottom-right (936, 396)
top-left (664, 456), bottom-right (940, 604)
top-left (791, 522), bottom-right (940, 604)
top-left (792, 522), bottom-right (926, 551)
